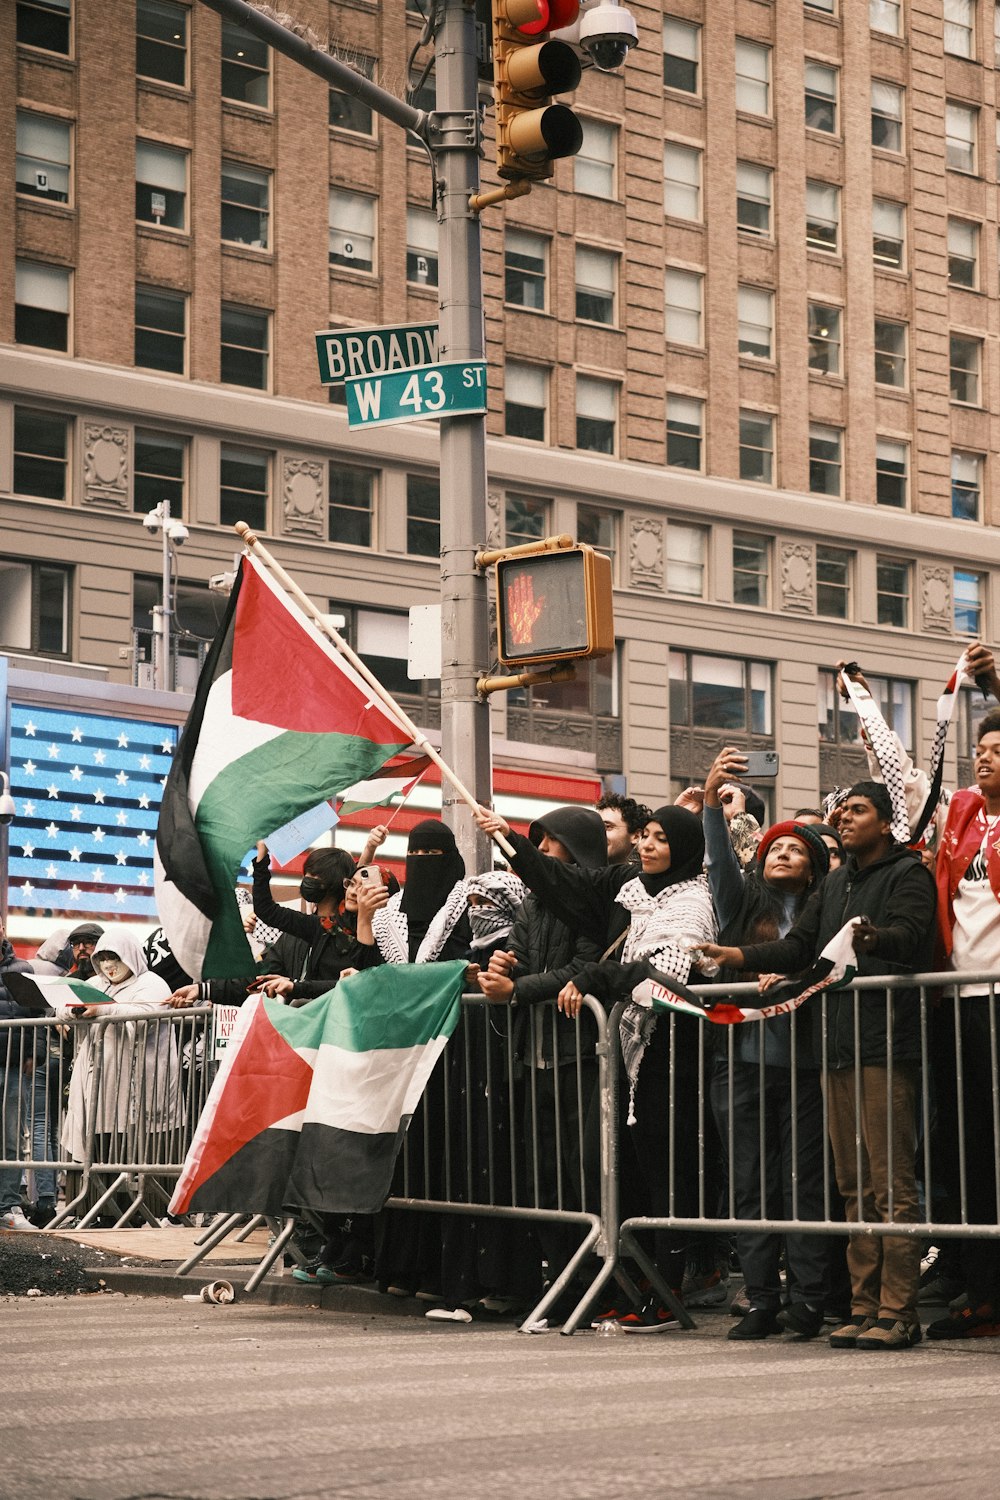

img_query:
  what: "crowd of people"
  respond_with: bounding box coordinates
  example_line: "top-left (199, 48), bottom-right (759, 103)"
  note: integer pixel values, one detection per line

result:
top-left (2, 654), bottom-right (1000, 1350)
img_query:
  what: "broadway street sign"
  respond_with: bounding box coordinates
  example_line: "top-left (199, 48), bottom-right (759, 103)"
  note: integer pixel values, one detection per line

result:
top-left (315, 322), bottom-right (438, 385)
top-left (345, 361), bottom-right (487, 430)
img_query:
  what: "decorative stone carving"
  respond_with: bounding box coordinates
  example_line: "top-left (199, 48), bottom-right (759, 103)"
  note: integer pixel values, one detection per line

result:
top-left (281, 457), bottom-right (325, 537)
top-left (83, 424), bottom-right (129, 509)
top-left (921, 565), bottom-right (952, 633)
top-left (485, 487), bottom-right (503, 551)
top-left (628, 516), bottom-right (664, 590)
top-left (780, 541), bottom-right (814, 613)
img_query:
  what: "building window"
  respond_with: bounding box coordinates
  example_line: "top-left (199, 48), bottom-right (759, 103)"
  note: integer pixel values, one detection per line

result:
top-left (664, 142), bottom-right (701, 220)
top-left (220, 161), bottom-right (270, 249)
top-left (134, 430), bottom-right (185, 515)
top-left (507, 649), bottom-right (621, 771)
top-left (945, 0), bottom-right (976, 57)
top-left (578, 504), bottom-right (617, 577)
top-left (328, 463), bottom-right (373, 547)
top-left (733, 533), bottom-right (770, 608)
top-left (406, 474), bottom-right (440, 557)
top-left (667, 522), bottom-right (707, 596)
top-left (874, 318), bottom-right (907, 387)
top-left (806, 0), bottom-right (836, 12)
top-left (737, 285), bottom-right (773, 359)
top-left (219, 444), bottom-right (268, 530)
top-left (665, 268), bottom-right (702, 345)
top-left (666, 395), bottom-right (703, 470)
top-left (135, 140), bottom-right (187, 229)
top-left (736, 161), bottom-right (772, 236)
top-left (670, 651), bottom-right (773, 736)
top-left (739, 411), bottom-right (774, 484)
top-left (13, 408), bottom-right (69, 502)
top-left (136, 0), bottom-right (187, 87)
top-left (504, 362), bottom-right (547, 442)
top-left (575, 120), bottom-right (617, 198)
top-left (948, 218), bottom-right (979, 286)
top-left (817, 547), bottom-right (852, 620)
top-left (735, 39), bottom-right (770, 115)
top-left (871, 80), bottom-right (903, 151)
top-left (873, 198), bottom-right (905, 269)
top-left (505, 494), bottom-right (549, 549)
top-left (135, 286), bottom-right (185, 374)
top-left (506, 229), bottom-right (547, 310)
top-left (946, 101), bottom-right (978, 173)
top-left (806, 180), bottom-right (839, 253)
top-left (16, 0), bottom-right (71, 54)
top-left (952, 450), bottom-right (983, 520)
top-left (576, 245), bottom-right (617, 324)
top-left (805, 62), bottom-right (838, 133)
top-left (406, 206), bottom-right (438, 286)
top-left (955, 570), bottom-right (984, 634)
top-left (876, 559), bottom-right (910, 628)
top-left (870, 0), bottom-right (901, 34)
top-left (820, 671), bottom-right (913, 752)
top-left (951, 335), bottom-right (982, 404)
top-left (809, 424), bottom-right (842, 496)
top-left (329, 56), bottom-right (374, 135)
top-left (876, 438), bottom-right (908, 507)
top-left (996, 0), bottom-right (1000, 61)
top-left (662, 16), bottom-right (700, 93)
top-left (576, 375), bottom-right (617, 455)
top-left (0, 559), bottom-right (70, 656)
top-left (808, 303), bottom-right (841, 374)
top-left (15, 261), bottom-right (70, 351)
top-left (220, 304), bottom-right (269, 389)
top-left (221, 21), bottom-right (269, 107)
top-left (329, 189), bottom-right (375, 272)
top-left (349, 606), bottom-right (434, 699)
top-left (16, 112), bottom-right (71, 203)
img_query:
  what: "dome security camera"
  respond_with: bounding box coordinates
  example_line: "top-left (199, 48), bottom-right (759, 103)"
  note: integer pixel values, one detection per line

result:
top-left (142, 509), bottom-right (163, 533)
top-left (579, 1), bottom-right (638, 71)
top-left (166, 520), bottom-right (189, 545)
top-left (0, 773), bottom-right (15, 827)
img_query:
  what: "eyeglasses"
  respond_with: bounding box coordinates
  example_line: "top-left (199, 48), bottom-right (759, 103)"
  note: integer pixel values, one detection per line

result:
top-left (72, 940), bottom-right (97, 949)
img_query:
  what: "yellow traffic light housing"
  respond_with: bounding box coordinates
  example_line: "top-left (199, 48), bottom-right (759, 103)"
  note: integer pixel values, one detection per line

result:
top-left (494, 543), bottom-right (614, 667)
top-left (492, 0), bottom-right (583, 182)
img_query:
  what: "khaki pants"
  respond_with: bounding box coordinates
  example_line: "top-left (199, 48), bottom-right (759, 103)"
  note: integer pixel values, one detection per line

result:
top-left (825, 1063), bottom-right (921, 1324)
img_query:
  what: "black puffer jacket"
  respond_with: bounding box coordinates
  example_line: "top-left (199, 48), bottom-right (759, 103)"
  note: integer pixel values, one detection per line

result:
top-left (1, 939), bottom-right (33, 1066)
top-left (740, 842), bottom-right (937, 1070)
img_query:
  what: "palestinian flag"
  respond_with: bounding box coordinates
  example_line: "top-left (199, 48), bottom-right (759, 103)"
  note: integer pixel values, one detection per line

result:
top-left (5, 970), bottom-right (112, 1015)
top-left (630, 921), bottom-right (859, 1026)
top-left (154, 554), bottom-right (412, 979)
top-left (169, 960), bottom-right (465, 1217)
top-left (338, 754), bottom-right (431, 815)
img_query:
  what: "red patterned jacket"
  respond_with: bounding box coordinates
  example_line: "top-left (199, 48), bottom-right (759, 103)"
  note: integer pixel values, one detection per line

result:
top-left (936, 787), bottom-right (1000, 960)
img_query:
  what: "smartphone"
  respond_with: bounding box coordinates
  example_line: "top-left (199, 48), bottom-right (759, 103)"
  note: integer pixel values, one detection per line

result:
top-left (357, 864), bottom-right (384, 887)
top-left (744, 750), bottom-right (779, 778)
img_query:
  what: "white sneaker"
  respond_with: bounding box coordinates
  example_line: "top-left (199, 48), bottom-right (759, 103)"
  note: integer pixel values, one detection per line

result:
top-left (424, 1304), bottom-right (473, 1323)
top-left (0, 1207), bottom-right (34, 1232)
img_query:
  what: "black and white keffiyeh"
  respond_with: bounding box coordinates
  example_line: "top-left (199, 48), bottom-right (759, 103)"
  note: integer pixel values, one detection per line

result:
top-left (464, 871), bottom-right (527, 950)
top-left (372, 882), bottom-right (469, 965)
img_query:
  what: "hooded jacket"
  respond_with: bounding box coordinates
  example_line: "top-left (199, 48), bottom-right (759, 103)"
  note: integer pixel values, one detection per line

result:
top-left (0, 938), bottom-right (33, 1067)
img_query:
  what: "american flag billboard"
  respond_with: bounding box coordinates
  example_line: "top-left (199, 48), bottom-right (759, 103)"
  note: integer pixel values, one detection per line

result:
top-left (7, 701), bottom-right (178, 922)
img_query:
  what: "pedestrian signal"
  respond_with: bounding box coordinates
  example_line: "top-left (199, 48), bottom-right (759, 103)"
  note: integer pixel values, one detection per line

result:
top-left (492, 0), bottom-right (583, 182)
top-left (494, 544), bottom-right (614, 666)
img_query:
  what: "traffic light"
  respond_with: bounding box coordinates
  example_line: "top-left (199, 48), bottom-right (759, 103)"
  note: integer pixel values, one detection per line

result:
top-left (494, 544), bottom-right (614, 667)
top-left (492, 0), bottom-right (583, 182)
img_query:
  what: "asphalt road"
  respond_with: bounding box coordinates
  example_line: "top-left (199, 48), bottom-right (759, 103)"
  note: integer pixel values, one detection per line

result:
top-left (5, 1295), bottom-right (1000, 1500)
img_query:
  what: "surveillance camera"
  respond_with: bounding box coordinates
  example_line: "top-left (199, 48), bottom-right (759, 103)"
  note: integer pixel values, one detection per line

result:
top-left (166, 521), bottom-right (189, 545)
top-left (142, 510), bottom-right (162, 533)
top-left (579, 1), bottom-right (638, 71)
top-left (209, 571), bottom-right (237, 595)
top-left (0, 774), bottom-right (14, 826)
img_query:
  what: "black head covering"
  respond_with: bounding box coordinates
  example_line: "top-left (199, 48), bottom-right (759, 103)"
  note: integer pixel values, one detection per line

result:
top-left (814, 823), bottom-right (845, 862)
top-left (528, 806), bottom-right (608, 869)
top-left (400, 819), bottom-right (466, 960)
top-left (639, 805), bottom-right (706, 895)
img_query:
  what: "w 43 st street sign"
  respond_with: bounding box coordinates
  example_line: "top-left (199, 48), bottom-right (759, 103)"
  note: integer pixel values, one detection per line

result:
top-left (345, 361), bottom-right (487, 430)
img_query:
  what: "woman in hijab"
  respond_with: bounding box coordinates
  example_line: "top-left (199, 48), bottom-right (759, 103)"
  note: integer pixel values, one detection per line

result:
top-left (475, 801), bottom-right (717, 1329)
top-left (371, 819), bottom-right (471, 964)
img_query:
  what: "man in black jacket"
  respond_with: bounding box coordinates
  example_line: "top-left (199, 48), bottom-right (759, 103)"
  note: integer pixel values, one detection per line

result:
top-left (701, 782), bottom-right (937, 1351)
top-left (1, 916), bottom-right (34, 1231)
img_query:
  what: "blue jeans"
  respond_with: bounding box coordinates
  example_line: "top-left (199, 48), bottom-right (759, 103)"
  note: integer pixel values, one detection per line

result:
top-left (1, 1066), bottom-right (27, 1214)
top-left (28, 1060), bottom-right (59, 1204)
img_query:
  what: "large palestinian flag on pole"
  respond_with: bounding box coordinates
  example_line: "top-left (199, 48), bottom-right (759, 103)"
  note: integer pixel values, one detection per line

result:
top-left (154, 554), bottom-right (412, 979)
top-left (169, 961), bottom-right (466, 1217)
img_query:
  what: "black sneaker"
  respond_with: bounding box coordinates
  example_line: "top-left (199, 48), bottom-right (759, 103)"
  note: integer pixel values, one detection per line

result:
top-left (776, 1301), bottom-right (824, 1339)
top-left (728, 1306), bottom-right (781, 1341)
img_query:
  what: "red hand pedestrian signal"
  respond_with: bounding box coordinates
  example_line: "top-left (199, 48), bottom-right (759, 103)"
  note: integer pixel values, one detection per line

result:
top-left (506, 572), bottom-right (546, 646)
top-left (494, 545), bottom-right (615, 667)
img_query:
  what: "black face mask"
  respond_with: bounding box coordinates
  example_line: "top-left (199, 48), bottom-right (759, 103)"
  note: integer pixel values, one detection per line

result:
top-left (300, 876), bottom-right (326, 903)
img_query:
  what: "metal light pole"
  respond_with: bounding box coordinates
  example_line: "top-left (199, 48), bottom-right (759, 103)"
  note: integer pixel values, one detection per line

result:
top-left (199, 0), bottom-right (493, 872)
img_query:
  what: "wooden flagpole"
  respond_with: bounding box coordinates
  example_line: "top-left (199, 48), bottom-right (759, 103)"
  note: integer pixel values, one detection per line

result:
top-left (234, 523), bottom-right (515, 860)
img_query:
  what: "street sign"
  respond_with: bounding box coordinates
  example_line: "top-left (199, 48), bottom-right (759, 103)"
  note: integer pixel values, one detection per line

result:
top-left (345, 360), bottom-right (487, 429)
top-left (315, 321), bottom-right (439, 385)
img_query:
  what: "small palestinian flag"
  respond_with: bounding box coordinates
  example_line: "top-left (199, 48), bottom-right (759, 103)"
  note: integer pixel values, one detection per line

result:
top-left (338, 754), bottom-right (431, 816)
top-left (630, 921), bottom-right (859, 1026)
top-left (5, 970), bottom-right (112, 1015)
top-left (169, 960), bottom-right (466, 1218)
top-left (154, 554), bottom-right (412, 979)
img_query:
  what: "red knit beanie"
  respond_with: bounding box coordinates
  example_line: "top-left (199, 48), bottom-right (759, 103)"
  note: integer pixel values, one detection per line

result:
top-left (756, 820), bottom-right (830, 881)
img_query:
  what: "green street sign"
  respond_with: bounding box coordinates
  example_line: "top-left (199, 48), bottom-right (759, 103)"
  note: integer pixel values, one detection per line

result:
top-left (315, 322), bottom-right (438, 385)
top-left (345, 361), bottom-right (488, 429)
